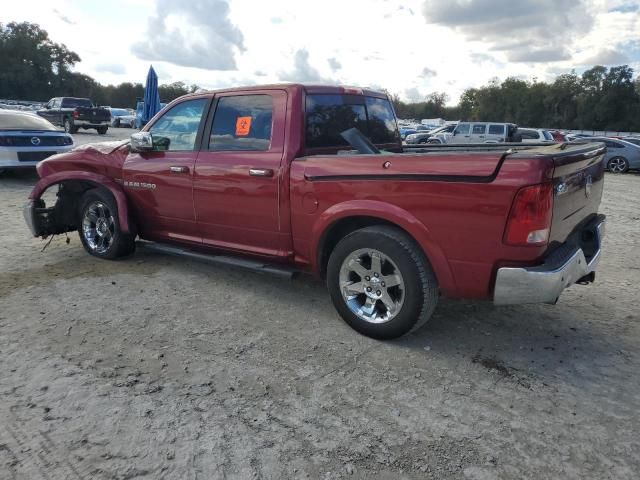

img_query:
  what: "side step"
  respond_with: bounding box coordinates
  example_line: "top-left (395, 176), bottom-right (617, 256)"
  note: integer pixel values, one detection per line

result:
top-left (137, 241), bottom-right (298, 279)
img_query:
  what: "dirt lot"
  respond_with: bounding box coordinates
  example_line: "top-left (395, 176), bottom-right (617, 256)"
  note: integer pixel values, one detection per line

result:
top-left (1, 161), bottom-right (639, 479)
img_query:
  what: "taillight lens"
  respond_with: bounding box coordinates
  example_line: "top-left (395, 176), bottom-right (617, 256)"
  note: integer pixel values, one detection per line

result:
top-left (504, 183), bottom-right (553, 246)
top-left (73, 110), bottom-right (79, 118)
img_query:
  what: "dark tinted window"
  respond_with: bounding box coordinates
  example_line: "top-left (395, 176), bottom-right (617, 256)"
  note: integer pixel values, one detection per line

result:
top-left (603, 140), bottom-right (622, 148)
top-left (519, 129), bottom-right (539, 140)
top-left (61, 98), bottom-right (93, 108)
top-left (488, 124), bottom-right (504, 135)
top-left (472, 124), bottom-right (486, 134)
top-left (149, 98), bottom-right (207, 151)
top-left (0, 112), bottom-right (57, 130)
top-left (209, 95), bottom-right (273, 151)
top-left (365, 96), bottom-right (400, 144)
top-left (624, 138), bottom-right (640, 146)
top-left (306, 94), bottom-right (367, 148)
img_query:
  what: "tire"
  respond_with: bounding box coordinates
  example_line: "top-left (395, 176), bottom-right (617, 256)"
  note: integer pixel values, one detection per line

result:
top-left (97, 126), bottom-right (108, 135)
top-left (78, 189), bottom-right (135, 260)
top-left (113, 119), bottom-right (120, 128)
top-left (326, 225), bottom-right (439, 339)
top-left (607, 156), bottom-right (629, 173)
top-left (63, 117), bottom-right (76, 134)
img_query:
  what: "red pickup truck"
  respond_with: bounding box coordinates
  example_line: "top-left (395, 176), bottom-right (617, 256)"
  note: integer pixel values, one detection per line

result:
top-left (24, 84), bottom-right (606, 339)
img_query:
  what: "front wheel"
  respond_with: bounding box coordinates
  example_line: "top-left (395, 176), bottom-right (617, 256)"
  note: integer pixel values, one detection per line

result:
top-left (326, 226), bottom-right (439, 339)
top-left (607, 156), bottom-right (629, 173)
top-left (78, 189), bottom-right (135, 259)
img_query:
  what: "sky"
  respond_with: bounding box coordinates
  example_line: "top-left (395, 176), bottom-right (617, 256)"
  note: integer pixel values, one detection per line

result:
top-left (2, 0), bottom-right (640, 105)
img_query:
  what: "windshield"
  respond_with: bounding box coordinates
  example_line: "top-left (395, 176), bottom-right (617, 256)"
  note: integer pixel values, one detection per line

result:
top-left (543, 130), bottom-right (554, 141)
top-left (0, 112), bottom-right (57, 130)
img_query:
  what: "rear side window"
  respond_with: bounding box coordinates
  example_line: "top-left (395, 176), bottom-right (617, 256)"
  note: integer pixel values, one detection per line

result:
top-left (209, 95), bottom-right (273, 151)
top-left (519, 129), bottom-right (540, 140)
top-left (305, 94), bottom-right (399, 149)
top-left (488, 124), bottom-right (504, 135)
top-left (543, 130), bottom-right (554, 141)
top-left (365, 96), bottom-right (400, 144)
top-left (306, 94), bottom-right (367, 148)
top-left (472, 124), bottom-right (486, 134)
top-left (603, 140), bottom-right (622, 148)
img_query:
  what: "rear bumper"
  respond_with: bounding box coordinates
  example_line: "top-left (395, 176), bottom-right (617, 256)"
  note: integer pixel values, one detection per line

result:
top-left (493, 215), bottom-right (605, 305)
top-left (74, 119), bottom-right (109, 127)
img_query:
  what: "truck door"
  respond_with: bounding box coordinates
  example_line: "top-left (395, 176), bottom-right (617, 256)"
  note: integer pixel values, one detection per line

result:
top-left (193, 90), bottom-right (287, 257)
top-left (470, 123), bottom-right (488, 143)
top-left (123, 97), bottom-right (209, 244)
top-left (486, 124), bottom-right (506, 143)
top-left (450, 123), bottom-right (471, 143)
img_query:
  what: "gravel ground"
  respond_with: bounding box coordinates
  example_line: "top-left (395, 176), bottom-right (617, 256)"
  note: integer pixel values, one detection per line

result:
top-left (0, 160), bottom-right (639, 479)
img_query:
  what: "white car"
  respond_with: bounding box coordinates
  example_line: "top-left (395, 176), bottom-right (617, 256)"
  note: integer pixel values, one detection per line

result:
top-left (109, 108), bottom-right (137, 128)
top-left (0, 110), bottom-right (74, 174)
top-left (518, 128), bottom-right (555, 144)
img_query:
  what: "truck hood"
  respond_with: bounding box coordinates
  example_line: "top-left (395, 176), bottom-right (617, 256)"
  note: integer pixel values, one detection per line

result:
top-left (37, 140), bottom-right (129, 179)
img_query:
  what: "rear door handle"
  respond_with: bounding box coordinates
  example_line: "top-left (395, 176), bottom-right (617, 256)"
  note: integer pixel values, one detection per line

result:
top-left (170, 166), bottom-right (189, 173)
top-left (249, 168), bottom-right (274, 177)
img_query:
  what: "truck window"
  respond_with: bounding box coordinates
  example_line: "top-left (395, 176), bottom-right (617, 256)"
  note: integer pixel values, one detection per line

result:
top-left (455, 123), bottom-right (470, 135)
top-left (209, 95), bottom-right (273, 151)
top-left (61, 98), bottom-right (93, 108)
top-left (472, 124), bottom-right (486, 135)
top-left (148, 98), bottom-right (207, 151)
top-left (365, 96), bottom-right (400, 144)
top-left (488, 124), bottom-right (504, 135)
top-left (306, 94), bottom-right (367, 148)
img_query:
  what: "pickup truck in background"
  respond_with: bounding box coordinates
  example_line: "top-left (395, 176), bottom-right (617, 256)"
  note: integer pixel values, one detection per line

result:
top-left (38, 97), bottom-right (110, 134)
top-left (23, 84), bottom-right (606, 339)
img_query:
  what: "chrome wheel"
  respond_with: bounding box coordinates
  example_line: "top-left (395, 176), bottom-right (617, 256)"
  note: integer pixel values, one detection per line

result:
top-left (82, 201), bottom-right (115, 254)
top-left (339, 248), bottom-right (405, 324)
top-left (608, 157), bottom-right (628, 173)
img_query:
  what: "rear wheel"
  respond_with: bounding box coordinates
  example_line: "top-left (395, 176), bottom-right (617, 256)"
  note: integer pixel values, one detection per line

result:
top-left (607, 156), bottom-right (629, 173)
top-left (326, 226), bottom-right (438, 339)
top-left (97, 126), bottom-right (108, 135)
top-left (63, 118), bottom-right (77, 134)
top-left (78, 189), bottom-right (135, 259)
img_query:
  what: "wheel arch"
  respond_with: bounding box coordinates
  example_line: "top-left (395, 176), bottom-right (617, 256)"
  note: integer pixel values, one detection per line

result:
top-left (30, 171), bottom-right (133, 234)
top-left (311, 200), bottom-right (456, 294)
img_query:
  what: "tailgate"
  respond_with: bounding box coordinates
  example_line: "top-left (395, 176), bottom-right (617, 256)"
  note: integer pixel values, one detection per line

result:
top-left (548, 142), bottom-right (606, 247)
top-left (78, 107), bottom-right (110, 122)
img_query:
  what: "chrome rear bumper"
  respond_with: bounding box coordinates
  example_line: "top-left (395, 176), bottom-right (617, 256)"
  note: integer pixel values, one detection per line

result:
top-left (494, 217), bottom-right (605, 305)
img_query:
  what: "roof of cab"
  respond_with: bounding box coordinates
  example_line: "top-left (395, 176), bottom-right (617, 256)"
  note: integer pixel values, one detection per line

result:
top-left (182, 83), bottom-right (389, 99)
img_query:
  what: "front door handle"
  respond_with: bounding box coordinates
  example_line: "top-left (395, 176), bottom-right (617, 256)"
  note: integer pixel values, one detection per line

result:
top-left (249, 168), bottom-right (274, 177)
top-left (170, 166), bottom-right (189, 173)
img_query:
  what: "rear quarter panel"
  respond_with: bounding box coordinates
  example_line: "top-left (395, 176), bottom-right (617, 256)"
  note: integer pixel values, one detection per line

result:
top-left (290, 151), bottom-right (554, 298)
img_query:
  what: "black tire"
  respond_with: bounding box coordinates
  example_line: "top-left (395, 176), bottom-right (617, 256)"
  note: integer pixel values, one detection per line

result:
top-left (607, 156), bottom-right (629, 173)
top-left (63, 117), bottom-right (76, 133)
top-left (97, 126), bottom-right (108, 135)
top-left (78, 189), bottom-right (135, 259)
top-left (326, 225), bottom-right (439, 339)
top-left (113, 119), bottom-right (120, 128)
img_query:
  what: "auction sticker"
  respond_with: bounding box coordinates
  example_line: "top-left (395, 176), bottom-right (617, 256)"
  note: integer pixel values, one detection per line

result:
top-left (235, 117), bottom-right (252, 136)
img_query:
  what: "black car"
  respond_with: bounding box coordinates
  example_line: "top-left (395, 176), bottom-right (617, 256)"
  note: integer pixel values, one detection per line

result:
top-left (38, 97), bottom-right (111, 134)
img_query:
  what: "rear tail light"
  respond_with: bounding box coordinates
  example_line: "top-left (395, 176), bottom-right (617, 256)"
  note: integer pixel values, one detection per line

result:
top-left (73, 110), bottom-right (79, 119)
top-left (504, 183), bottom-right (553, 246)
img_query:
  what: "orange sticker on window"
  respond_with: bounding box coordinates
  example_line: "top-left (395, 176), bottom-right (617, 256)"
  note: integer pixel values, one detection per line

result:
top-left (235, 116), bottom-right (251, 136)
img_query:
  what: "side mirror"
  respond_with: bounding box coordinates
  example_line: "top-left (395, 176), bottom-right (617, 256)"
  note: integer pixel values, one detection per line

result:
top-left (452, 130), bottom-right (457, 136)
top-left (45, 105), bottom-right (51, 109)
top-left (130, 132), bottom-right (153, 152)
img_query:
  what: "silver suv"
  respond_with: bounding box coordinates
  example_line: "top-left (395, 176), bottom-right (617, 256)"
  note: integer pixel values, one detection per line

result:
top-left (448, 122), bottom-right (520, 144)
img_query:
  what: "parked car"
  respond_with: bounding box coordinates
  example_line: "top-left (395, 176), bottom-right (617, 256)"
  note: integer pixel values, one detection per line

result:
top-left (576, 137), bottom-right (640, 173)
top-left (404, 124), bottom-right (456, 145)
top-left (622, 136), bottom-right (640, 147)
top-left (38, 97), bottom-right (111, 134)
top-left (24, 84), bottom-right (606, 340)
top-left (566, 133), bottom-right (592, 142)
top-left (0, 110), bottom-right (73, 174)
top-left (447, 122), bottom-right (521, 144)
top-left (399, 127), bottom-right (417, 140)
top-left (135, 101), bottom-right (167, 129)
top-left (518, 128), bottom-right (555, 144)
top-left (109, 108), bottom-right (136, 128)
top-left (548, 130), bottom-right (567, 142)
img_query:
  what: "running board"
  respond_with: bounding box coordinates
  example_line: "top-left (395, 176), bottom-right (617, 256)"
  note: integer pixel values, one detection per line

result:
top-left (137, 241), bottom-right (297, 279)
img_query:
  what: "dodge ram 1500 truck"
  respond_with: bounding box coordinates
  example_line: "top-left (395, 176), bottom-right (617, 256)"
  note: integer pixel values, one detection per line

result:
top-left (24, 84), bottom-right (606, 339)
top-left (38, 97), bottom-right (111, 134)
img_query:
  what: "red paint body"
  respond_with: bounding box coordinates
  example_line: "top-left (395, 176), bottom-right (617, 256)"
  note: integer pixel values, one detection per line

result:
top-left (31, 84), bottom-right (606, 300)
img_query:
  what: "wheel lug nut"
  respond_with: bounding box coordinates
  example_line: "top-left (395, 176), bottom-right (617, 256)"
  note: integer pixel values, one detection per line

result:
top-left (365, 276), bottom-right (370, 281)
top-left (366, 287), bottom-right (372, 292)
top-left (374, 273), bottom-right (379, 278)
top-left (381, 282), bottom-right (386, 287)
top-left (376, 290), bottom-right (381, 296)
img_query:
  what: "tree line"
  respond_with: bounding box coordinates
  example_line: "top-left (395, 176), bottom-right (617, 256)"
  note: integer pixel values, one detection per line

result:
top-left (2, 21), bottom-right (639, 130)
top-left (0, 22), bottom-right (198, 108)
top-left (391, 65), bottom-right (640, 132)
